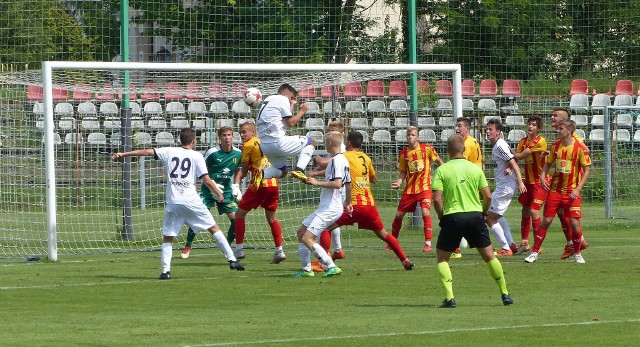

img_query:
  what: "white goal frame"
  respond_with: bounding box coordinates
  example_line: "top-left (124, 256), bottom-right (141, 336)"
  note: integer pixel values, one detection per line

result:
top-left (41, 61), bottom-right (463, 261)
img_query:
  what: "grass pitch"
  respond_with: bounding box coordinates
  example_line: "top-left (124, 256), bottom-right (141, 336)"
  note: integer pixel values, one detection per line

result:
top-left (1, 206), bottom-right (639, 346)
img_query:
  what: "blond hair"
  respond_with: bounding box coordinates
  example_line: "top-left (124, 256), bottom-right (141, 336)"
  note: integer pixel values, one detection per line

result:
top-left (325, 131), bottom-right (344, 149)
top-left (406, 126), bottom-right (418, 135)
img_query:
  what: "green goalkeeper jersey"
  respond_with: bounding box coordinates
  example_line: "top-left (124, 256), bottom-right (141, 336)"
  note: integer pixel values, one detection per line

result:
top-left (200, 145), bottom-right (242, 203)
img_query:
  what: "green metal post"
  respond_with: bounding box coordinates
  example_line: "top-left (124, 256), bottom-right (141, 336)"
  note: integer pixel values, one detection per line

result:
top-left (120, 0), bottom-right (133, 240)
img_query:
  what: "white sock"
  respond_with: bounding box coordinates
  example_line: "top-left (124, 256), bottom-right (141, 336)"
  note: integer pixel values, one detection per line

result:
top-left (236, 243), bottom-right (244, 251)
top-left (298, 243), bottom-right (311, 271)
top-left (426, 240), bottom-right (432, 246)
top-left (213, 231), bottom-right (237, 262)
top-left (331, 228), bottom-right (342, 251)
top-left (312, 243), bottom-right (336, 268)
top-left (295, 144), bottom-right (315, 171)
top-left (490, 223), bottom-right (509, 249)
top-left (498, 217), bottom-right (515, 245)
top-left (276, 245), bottom-right (283, 252)
top-left (263, 166), bottom-right (283, 179)
top-left (161, 242), bottom-right (172, 273)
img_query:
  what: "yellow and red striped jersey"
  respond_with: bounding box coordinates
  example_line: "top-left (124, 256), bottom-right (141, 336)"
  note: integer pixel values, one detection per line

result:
top-left (547, 139), bottom-right (591, 195)
top-left (463, 135), bottom-right (483, 168)
top-left (241, 136), bottom-right (277, 190)
top-left (343, 150), bottom-right (376, 206)
top-left (398, 143), bottom-right (440, 194)
top-left (516, 135), bottom-right (547, 184)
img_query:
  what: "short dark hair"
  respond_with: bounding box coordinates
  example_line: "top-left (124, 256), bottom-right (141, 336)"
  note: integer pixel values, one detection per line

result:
top-left (527, 115), bottom-right (543, 129)
top-left (217, 125), bottom-right (233, 137)
top-left (277, 83), bottom-right (298, 97)
top-left (347, 131), bottom-right (363, 148)
top-left (486, 118), bottom-right (503, 132)
top-left (179, 128), bottom-right (196, 145)
top-left (456, 117), bottom-right (471, 128)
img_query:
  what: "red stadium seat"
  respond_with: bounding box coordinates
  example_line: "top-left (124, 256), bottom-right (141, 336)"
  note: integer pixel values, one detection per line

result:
top-left (343, 81), bottom-right (363, 99)
top-left (417, 80), bottom-right (430, 94)
top-left (615, 80), bottom-right (633, 96)
top-left (163, 82), bottom-right (183, 101)
top-left (185, 82), bottom-right (206, 100)
top-left (51, 87), bottom-right (68, 100)
top-left (27, 85), bottom-right (43, 101)
top-left (231, 82), bottom-right (248, 100)
top-left (461, 79), bottom-right (475, 97)
top-left (95, 84), bottom-right (116, 101)
top-left (365, 80), bottom-right (385, 98)
top-left (434, 80), bottom-right (452, 96)
top-left (501, 79), bottom-right (521, 96)
top-left (118, 84), bottom-right (137, 100)
top-left (321, 85), bottom-right (340, 99)
top-left (479, 79), bottom-right (498, 96)
top-left (209, 82), bottom-right (228, 100)
top-left (140, 83), bottom-right (160, 101)
top-left (298, 82), bottom-right (318, 99)
top-left (388, 80), bottom-right (408, 98)
top-left (72, 84), bottom-right (92, 101)
top-left (570, 79), bottom-right (588, 95)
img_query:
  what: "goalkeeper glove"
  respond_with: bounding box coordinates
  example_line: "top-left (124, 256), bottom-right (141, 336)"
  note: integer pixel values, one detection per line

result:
top-left (232, 183), bottom-right (243, 202)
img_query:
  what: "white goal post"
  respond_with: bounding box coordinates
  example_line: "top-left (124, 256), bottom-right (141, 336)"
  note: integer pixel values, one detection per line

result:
top-left (40, 61), bottom-right (463, 261)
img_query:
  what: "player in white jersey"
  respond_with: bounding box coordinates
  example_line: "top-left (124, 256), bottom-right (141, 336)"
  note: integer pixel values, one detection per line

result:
top-left (292, 131), bottom-right (352, 278)
top-left (485, 119), bottom-right (527, 256)
top-left (255, 83), bottom-right (315, 186)
top-left (112, 128), bottom-right (245, 279)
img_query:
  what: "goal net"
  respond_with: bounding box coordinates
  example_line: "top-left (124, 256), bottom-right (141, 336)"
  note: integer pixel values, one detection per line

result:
top-left (0, 62), bottom-right (462, 260)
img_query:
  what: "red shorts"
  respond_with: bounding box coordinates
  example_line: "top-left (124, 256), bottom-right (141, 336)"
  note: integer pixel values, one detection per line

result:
top-left (335, 205), bottom-right (385, 231)
top-left (397, 190), bottom-right (431, 213)
top-left (518, 182), bottom-right (548, 211)
top-left (543, 191), bottom-right (582, 218)
top-left (238, 186), bottom-right (279, 212)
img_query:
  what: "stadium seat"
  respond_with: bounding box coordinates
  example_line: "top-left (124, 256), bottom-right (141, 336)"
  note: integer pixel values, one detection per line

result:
top-left (185, 82), bottom-right (206, 100)
top-left (417, 80), bottom-right (430, 94)
top-left (356, 130), bottom-right (369, 143)
top-left (306, 130), bottom-right (324, 143)
top-left (321, 85), bottom-right (340, 99)
top-left (634, 130), bottom-right (640, 142)
top-left (479, 79), bottom-right (498, 97)
top-left (97, 102), bottom-right (115, 119)
top-left (417, 116), bottom-right (436, 128)
top-left (155, 131), bottom-right (175, 146)
top-left (367, 100), bottom-right (387, 114)
top-left (588, 129), bottom-right (605, 142)
top-left (130, 117), bottom-right (145, 130)
top-left (343, 82), bottom-right (364, 99)
top-left (349, 117), bottom-right (368, 130)
top-left (77, 101), bottom-right (97, 117)
top-left (170, 117), bottom-right (190, 130)
top-left (571, 114), bottom-right (589, 127)
top-left (615, 80), bottom-right (634, 96)
top-left (569, 93), bottom-right (589, 112)
top-left (389, 99), bottom-right (409, 113)
top-left (505, 115), bottom-right (525, 127)
top-left (419, 129), bottom-right (437, 142)
top-left (636, 115), bottom-right (640, 127)
top-left (613, 94), bottom-right (633, 107)
top-left (64, 133), bottom-right (83, 145)
top-left (117, 84), bottom-right (137, 100)
top-left (109, 133), bottom-right (121, 146)
top-left (80, 117), bottom-right (100, 131)
top-left (570, 79), bottom-right (588, 95)
top-left (591, 93), bottom-right (611, 111)
top-left (372, 129), bottom-right (392, 142)
top-left (507, 129), bottom-right (526, 143)
top-left (102, 118), bottom-right (119, 131)
top-left (394, 117), bottom-right (409, 129)
top-left (140, 83), bottom-right (160, 101)
top-left (434, 80), bottom-right (453, 96)
top-left (165, 101), bottom-right (185, 116)
top-left (614, 113), bottom-right (633, 127)
top-left (52, 87), bottom-right (68, 101)
top-left (86, 132), bottom-right (107, 146)
top-left (591, 114), bottom-right (604, 127)
top-left (231, 100), bottom-right (252, 116)
top-left (187, 101), bottom-right (208, 116)
top-left (305, 101), bottom-right (321, 115)
top-left (395, 129), bottom-right (407, 142)
top-left (305, 118), bottom-right (325, 130)
top-left (389, 80), bottom-right (408, 98)
top-left (434, 99), bottom-right (452, 112)
top-left (163, 82), bottom-right (183, 101)
top-left (501, 79), bottom-right (521, 97)
top-left (438, 116), bottom-right (455, 128)
top-left (461, 79), bottom-right (475, 97)
top-left (462, 99), bottom-right (474, 112)
top-left (27, 85), bottom-right (44, 101)
top-left (209, 82), bottom-right (228, 100)
top-left (483, 115), bottom-right (501, 125)
top-left (216, 119), bottom-right (235, 128)
top-left (130, 102), bottom-right (142, 116)
top-left (366, 80), bottom-right (385, 99)
top-left (35, 118), bottom-right (45, 132)
top-left (232, 131), bottom-right (242, 145)
top-left (131, 132), bottom-right (151, 147)
top-left (298, 82), bottom-right (318, 99)
top-left (192, 117), bottom-right (210, 130)
top-left (477, 99), bottom-right (498, 112)
top-left (54, 102), bottom-right (74, 117)
top-left (231, 82), bottom-right (248, 100)
top-left (147, 117), bottom-right (167, 130)
top-left (143, 102), bottom-right (163, 117)
top-left (200, 131), bottom-right (216, 146)
top-left (574, 129), bottom-right (586, 141)
top-left (614, 129), bottom-right (631, 142)
top-left (46, 133), bottom-right (62, 145)
top-left (322, 101), bottom-right (342, 115)
top-left (440, 129), bottom-right (455, 142)
top-left (58, 117), bottom-right (76, 131)
top-left (344, 100), bottom-right (365, 115)
top-left (371, 117), bottom-right (391, 129)
top-left (210, 101), bottom-right (230, 115)
top-left (72, 84), bottom-right (92, 101)
top-left (33, 102), bottom-right (44, 117)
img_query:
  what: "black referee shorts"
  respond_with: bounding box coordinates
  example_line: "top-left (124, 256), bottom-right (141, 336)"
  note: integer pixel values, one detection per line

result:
top-left (436, 211), bottom-right (492, 252)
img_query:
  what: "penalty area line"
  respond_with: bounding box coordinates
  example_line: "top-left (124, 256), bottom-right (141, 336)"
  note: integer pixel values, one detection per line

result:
top-left (183, 318), bottom-right (640, 347)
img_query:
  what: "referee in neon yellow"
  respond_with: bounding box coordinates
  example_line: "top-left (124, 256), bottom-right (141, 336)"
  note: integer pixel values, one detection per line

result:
top-left (432, 135), bottom-right (513, 308)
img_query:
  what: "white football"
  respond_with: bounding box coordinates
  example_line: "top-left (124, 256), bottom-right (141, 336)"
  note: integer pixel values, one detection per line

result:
top-left (243, 87), bottom-right (262, 107)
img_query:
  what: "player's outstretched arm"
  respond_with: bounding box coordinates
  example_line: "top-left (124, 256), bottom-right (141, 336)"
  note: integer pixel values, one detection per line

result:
top-left (112, 149), bottom-right (154, 160)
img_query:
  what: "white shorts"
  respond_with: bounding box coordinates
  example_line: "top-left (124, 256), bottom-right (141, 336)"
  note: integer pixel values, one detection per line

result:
top-left (489, 183), bottom-right (515, 216)
top-left (261, 135), bottom-right (310, 170)
top-left (162, 203), bottom-right (217, 237)
top-left (302, 208), bottom-right (343, 237)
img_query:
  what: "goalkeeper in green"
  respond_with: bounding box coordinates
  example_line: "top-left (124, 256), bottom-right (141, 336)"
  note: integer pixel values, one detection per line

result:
top-left (181, 126), bottom-right (243, 259)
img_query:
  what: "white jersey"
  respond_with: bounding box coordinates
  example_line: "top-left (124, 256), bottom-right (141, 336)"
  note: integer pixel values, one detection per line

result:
top-left (318, 153), bottom-right (351, 212)
top-left (491, 138), bottom-right (516, 188)
top-left (257, 94), bottom-right (292, 143)
top-left (154, 147), bottom-right (209, 205)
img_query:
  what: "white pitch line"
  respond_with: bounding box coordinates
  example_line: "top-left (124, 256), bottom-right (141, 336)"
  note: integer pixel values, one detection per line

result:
top-left (183, 318), bottom-right (640, 347)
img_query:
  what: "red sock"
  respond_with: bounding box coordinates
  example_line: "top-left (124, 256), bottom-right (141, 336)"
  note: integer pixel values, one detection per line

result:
top-left (319, 230), bottom-right (331, 252)
top-left (572, 226), bottom-right (583, 254)
top-left (422, 214), bottom-right (432, 241)
top-left (521, 216), bottom-right (532, 241)
top-left (391, 217), bottom-right (403, 239)
top-left (269, 220), bottom-right (283, 247)
top-left (559, 213), bottom-right (572, 242)
top-left (236, 217), bottom-right (245, 244)
top-left (532, 218), bottom-right (541, 241)
top-left (384, 233), bottom-right (407, 261)
top-left (532, 224), bottom-right (548, 253)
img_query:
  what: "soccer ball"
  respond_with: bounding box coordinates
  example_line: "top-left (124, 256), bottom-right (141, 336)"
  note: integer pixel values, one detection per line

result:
top-left (243, 87), bottom-right (262, 107)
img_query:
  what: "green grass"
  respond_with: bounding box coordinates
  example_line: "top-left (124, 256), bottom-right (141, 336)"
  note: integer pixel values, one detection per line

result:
top-left (1, 205), bottom-right (639, 346)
